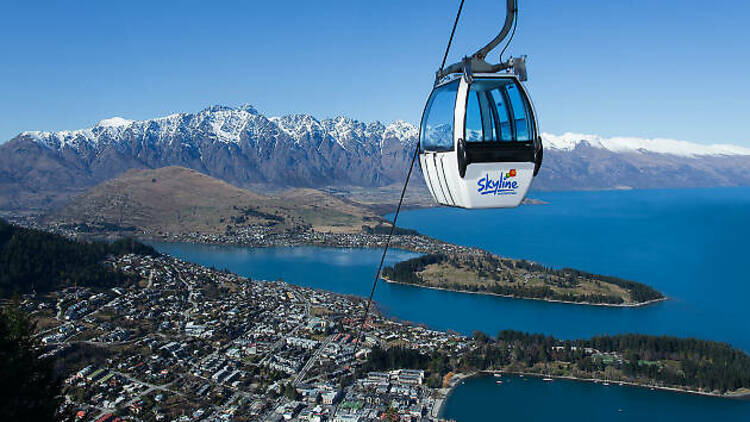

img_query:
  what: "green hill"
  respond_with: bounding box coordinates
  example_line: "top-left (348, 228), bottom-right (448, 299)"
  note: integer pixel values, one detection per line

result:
top-left (0, 219), bottom-right (157, 297)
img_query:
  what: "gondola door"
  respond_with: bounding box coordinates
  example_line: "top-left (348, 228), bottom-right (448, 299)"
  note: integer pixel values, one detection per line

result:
top-left (457, 75), bottom-right (539, 208)
top-left (419, 79), bottom-right (465, 207)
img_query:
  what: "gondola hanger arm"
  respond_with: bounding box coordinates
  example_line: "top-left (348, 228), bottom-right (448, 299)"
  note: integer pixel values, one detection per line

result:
top-left (437, 0), bottom-right (525, 83)
top-left (475, 0), bottom-right (517, 60)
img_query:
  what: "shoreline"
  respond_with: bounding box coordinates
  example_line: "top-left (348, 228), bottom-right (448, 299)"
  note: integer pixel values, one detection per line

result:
top-left (436, 369), bottom-right (749, 416)
top-left (139, 236), bottom-right (667, 309)
top-left (480, 370), bottom-right (750, 400)
top-left (434, 371), bottom-right (477, 419)
top-left (381, 276), bottom-right (668, 308)
top-left (14, 215), bottom-right (668, 309)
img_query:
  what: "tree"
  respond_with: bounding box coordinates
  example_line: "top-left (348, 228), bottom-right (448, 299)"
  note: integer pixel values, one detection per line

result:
top-left (0, 218), bottom-right (159, 297)
top-left (384, 406), bottom-right (399, 422)
top-left (0, 303), bottom-right (62, 420)
top-left (283, 383), bottom-right (300, 401)
top-left (472, 330), bottom-right (490, 345)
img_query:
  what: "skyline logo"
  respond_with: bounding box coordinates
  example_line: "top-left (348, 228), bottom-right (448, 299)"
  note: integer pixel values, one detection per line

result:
top-left (477, 169), bottom-right (519, 196)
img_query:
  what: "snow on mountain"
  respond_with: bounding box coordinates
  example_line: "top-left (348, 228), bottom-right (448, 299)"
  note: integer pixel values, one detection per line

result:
top-left (22, 107), bottom-right (414, 153)
top-left (543, 132), bottom-right (750, 157)
top-left (18, 105), bottom-right (750, 158)
top-left (3, 104), bottom-right (750, 211)
top-left (97, 117), bottom-right (134, 128)
top-left (382, 121), bottom-right (418, 147)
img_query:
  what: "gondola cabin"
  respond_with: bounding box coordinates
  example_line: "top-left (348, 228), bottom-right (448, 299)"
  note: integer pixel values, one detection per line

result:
top-left (419, 73), bottom-right (542, 209)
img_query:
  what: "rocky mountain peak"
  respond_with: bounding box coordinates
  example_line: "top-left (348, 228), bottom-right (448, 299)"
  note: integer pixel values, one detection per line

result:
top-left (2, 105), bottom-right (750, 212)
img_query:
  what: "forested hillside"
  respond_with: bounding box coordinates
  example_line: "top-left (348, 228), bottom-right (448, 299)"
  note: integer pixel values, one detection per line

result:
top-left (0, 219), bottom-right (157, 297)
top-left (382, 253), bottom-right (664, 305)
top-left (366, 331), bottom-right (750, 394)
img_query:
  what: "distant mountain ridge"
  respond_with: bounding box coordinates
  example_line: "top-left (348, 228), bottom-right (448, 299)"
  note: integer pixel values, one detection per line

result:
top-left (2, 104), bottom-right (750, 210)
top-left (543, 132), bottom-right (750, 157)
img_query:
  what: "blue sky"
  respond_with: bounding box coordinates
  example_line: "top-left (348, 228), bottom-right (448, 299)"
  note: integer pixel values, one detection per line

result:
top-left (1, 0), bottom-right (749, 145)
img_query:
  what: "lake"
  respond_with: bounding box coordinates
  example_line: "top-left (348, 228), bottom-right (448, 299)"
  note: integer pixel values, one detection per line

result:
top-left (392, 187), bottom-right (750, 350)
top-left (152, 187), bottom-right (750, 419)
top-left (156, 187), bottom-right (750, 350)
top-left (441, 374), bottom-right (749, 421)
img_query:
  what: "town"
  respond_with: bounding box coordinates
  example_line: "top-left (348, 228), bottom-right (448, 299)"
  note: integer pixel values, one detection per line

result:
top-left (6, 213), bottom-right (478, 256)
top-left (24, 252), bottom-right (471, 421)
top-left (6, 217), bottom-right (745, 422)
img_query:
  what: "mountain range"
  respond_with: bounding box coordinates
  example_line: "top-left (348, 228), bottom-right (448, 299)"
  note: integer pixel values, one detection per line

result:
top-left (2, 104), bottom-right (749, 210)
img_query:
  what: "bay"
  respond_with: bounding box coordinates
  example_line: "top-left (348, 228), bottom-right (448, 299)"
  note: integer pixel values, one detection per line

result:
top-left (154, 187), bottom-right (750, 349)
top-left (441, 375), bottom-right (750, 421)
top-left (152, 187), bottom-right (750, 420)
top-left (391, 187), bottom-right (750, 350)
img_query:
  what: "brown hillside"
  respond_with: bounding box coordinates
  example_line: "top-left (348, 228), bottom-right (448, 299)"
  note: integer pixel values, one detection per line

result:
top-left (51, 166), bottom-right (382, 236)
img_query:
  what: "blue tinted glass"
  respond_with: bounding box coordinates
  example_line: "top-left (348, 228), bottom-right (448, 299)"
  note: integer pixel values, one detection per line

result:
top-left (465, 92), bottom-right (484, 142)
top-left (420, 81), bottom-right (458, 151)
top-left (506, 84), bottom-right (532, 141)
top-left (492, 88), bottom-right (512, 142)
top-left (465, 78), bottom-right (521, 143)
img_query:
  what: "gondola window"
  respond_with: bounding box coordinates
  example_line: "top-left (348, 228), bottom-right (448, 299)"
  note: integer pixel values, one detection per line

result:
top-left (420, 81), bottom-right (459, 152)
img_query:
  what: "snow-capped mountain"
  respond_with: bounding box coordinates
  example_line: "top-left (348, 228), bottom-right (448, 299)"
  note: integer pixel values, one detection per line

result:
top-left (543, 132), bottom-right (750, 157)
top-left (0, 105), bottom-right (416, 209)
top-left (1, 104), bottom-right (749, 210)
top-left (538, 132), bottom-right (750, 191)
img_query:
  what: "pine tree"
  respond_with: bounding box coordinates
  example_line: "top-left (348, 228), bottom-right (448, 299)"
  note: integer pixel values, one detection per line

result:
top-left (0, 303), bottom-right (62, 420)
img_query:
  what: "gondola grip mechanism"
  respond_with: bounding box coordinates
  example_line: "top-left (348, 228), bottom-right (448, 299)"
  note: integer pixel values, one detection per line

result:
top-left (508, 55), bottom-right (527, 81)
top-left (462, 57), bottom-right (473, 84)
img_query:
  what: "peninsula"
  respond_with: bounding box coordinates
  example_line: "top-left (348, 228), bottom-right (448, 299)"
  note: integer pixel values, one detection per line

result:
top-left (11, 166), bottom-right (665, 307)
top-left (0, 219), bottom-right (746, 422)
top-left (382, 253), bottom-right (665, 306)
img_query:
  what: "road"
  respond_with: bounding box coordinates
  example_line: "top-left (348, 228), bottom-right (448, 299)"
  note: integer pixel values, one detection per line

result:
top-left (294, 334), bottom-right (335, 385)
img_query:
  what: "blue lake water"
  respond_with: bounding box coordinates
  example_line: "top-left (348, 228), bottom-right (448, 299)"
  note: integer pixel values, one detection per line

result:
top-left (151, 243), bottom-right (420, 319)
top-left (151, 187), bottom-right (750, 419)
top-left (441, 375), bottom-right (750, 421)
top-left (392, 187), bottom-right (750, 350)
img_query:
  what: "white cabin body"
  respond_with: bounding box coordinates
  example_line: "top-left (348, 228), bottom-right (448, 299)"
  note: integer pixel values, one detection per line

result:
top-left (419, 73), bottom-right (542, 209)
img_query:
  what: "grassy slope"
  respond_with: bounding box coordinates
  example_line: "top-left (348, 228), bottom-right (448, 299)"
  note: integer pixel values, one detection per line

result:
top-left (420, 261), bottom-right (633, 302)
top-left (51, 166), bottom-right (383, 235)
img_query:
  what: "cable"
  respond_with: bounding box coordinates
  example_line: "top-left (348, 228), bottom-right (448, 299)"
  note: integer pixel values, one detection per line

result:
top-left (351, 0), bottom-right (463, 369)
top-left (498, 5), bottom-right (517, 62)
top-left (351, 141), bottom-right (421, 364)
top-left (439, 0), bottom-right (466, 73)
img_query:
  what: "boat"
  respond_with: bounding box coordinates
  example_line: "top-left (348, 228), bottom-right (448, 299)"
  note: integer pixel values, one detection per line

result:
top-left (543, 377), bottom-right (554, 382)
top-left (493, 373), bottom-right (502, 378)
top-left (496, 380), bottom-right (503, 385)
